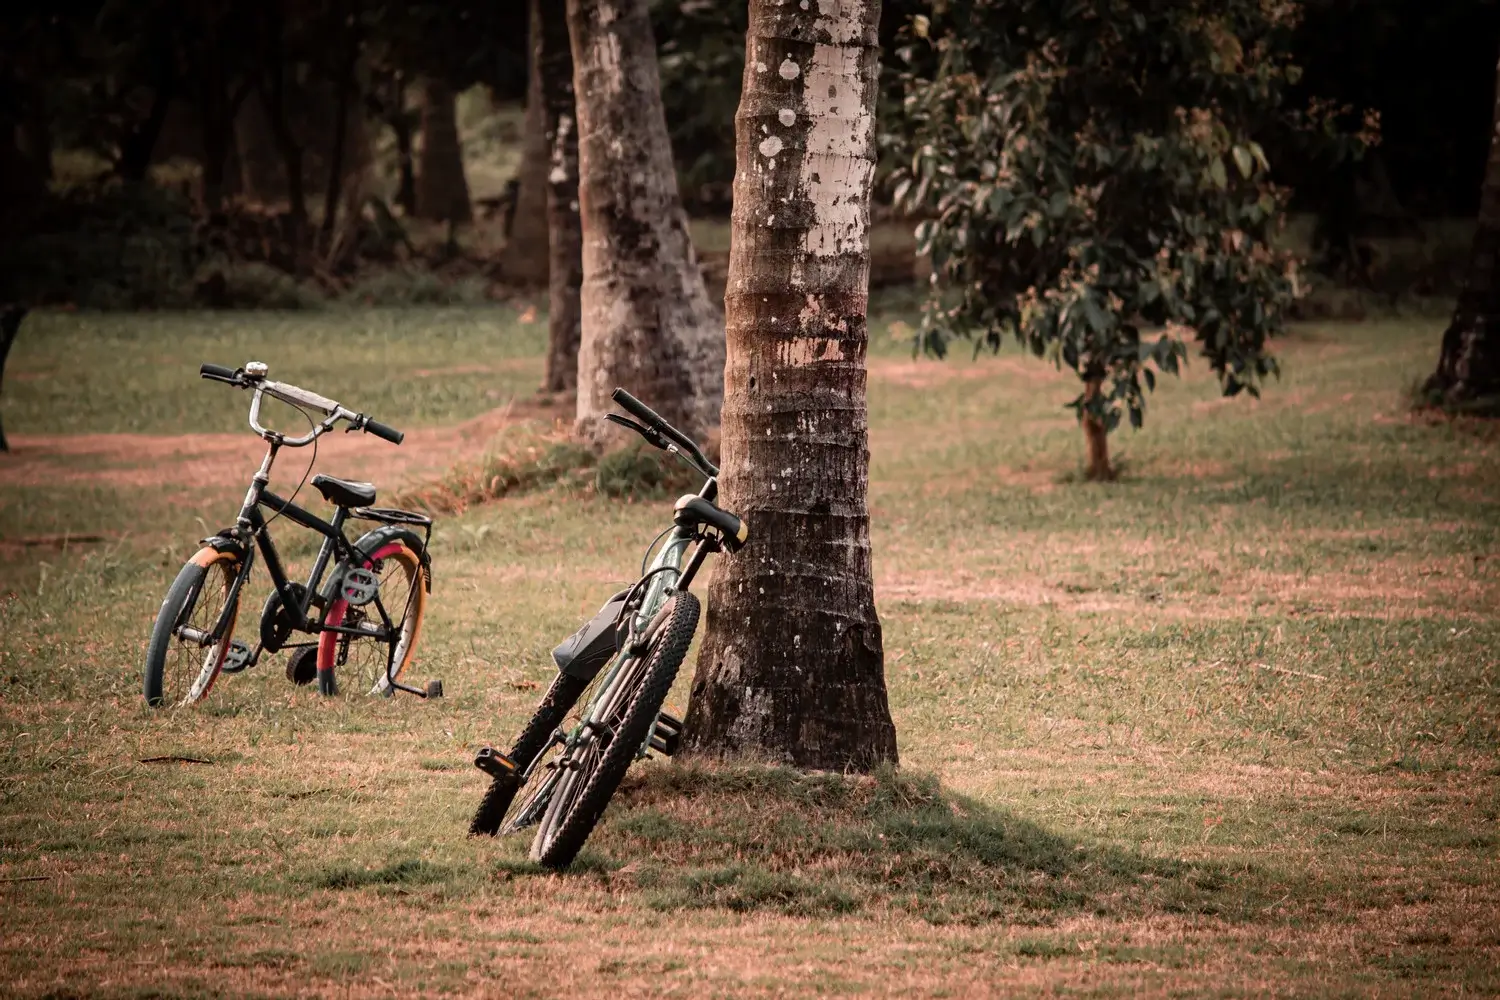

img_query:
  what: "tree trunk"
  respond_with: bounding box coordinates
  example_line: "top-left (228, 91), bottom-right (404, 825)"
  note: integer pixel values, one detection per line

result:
top-left (0, 306), bottom-right (26, 453)
top-left (320, 12), bottom-right (362, 248)
top-left (415, 77), bottom-right (473, 224)
top-left (118, 83), bottom-right (173, 183)
top-left (498, 23), bottom-right (551, 287)
top-left (391, 89), bottom-right (418, 217)
top-left (1425, 45), bottom-right (1500, 409)
top-left (235, 91), bottom-right (285, 204)
top-left (1082, 377), bottom-right (1113, 481)
top-left (567, 0), bottom-right (723, 446)
top-left (682, 0), bottom-right (896, 771)
top-left (538, 0), bottom-right (582, 394)
top-left (17, 105), bottom-right (52, 184)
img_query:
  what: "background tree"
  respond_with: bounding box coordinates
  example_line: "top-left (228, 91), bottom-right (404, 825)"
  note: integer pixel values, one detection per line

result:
top-left (415, 76), bottom-right (473, 224)
top-left (498, 16), bottom-right (550, 287)
top-left (1422, 45), bottom-right (1500, 410)
top-left (567, 0), bottom-right (723, 448)
top-left (536, 0), bottom-right (583, 394)
top-left (893, 0), bottom-right (1325, 481)
top-left (684, 0), bottom-right (898, 770)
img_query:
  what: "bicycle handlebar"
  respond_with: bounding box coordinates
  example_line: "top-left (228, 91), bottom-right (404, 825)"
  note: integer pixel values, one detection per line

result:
top-left (199, 361), bottom-right (404, 447)
top-left (610, 388), bottom-right (717, 477)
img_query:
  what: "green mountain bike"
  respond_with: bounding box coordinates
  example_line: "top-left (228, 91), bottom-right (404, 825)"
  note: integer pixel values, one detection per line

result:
top-left (468, 388), bottom-right (748, 869)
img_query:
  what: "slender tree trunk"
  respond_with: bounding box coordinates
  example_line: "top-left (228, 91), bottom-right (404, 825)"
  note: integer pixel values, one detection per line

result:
top-left (320, 12), bottom-right (361, 248)
top-left (683, 0), bottom-right (896, 771)
top-left (567, 0), bottom-right (724, 447)
top-left (499, 23), bottom-right (551, 287)
top-left (118, 82), bottom-right (172, 182)
top-left (415, 77), bottom-right (473, 224)
top-left (235, 91), bottom-right (285, 204)
top-left (0, 306), bottom-right (26, 453)
top-left (538, 0), bottom-right (582, 394)
top-left (391, 86), bottom-right (418, 217)
top-left (17, 104), bottom-right (52, 184)
top-left (1081, 377), bottom-right (1113, 481)
top-left (1425, 46), bottom-right (1500, 409)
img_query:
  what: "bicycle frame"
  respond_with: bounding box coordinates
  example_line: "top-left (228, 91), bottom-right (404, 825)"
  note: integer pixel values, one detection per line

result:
top-left (201, 439), bottom-right (417, 663)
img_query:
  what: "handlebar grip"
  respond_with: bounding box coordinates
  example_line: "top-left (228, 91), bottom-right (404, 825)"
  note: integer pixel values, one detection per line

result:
top-left (363, 418), bottom-right (404, 445)
top-left (612, 388), bottom-right (675, 439)
top-left (201, 363), bottom-right (238, 381)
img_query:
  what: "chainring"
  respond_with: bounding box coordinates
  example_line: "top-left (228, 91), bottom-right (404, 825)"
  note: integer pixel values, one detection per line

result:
top-left (259, 584), bottom-right (324, 652)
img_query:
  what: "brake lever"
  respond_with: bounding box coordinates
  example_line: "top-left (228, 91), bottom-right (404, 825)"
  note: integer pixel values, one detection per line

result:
top-left (604, 412), bottom-right (669, 451)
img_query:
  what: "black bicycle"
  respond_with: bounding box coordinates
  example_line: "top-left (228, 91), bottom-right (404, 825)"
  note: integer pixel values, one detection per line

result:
top-left (142, 361), bottom-right (441, 708)
top-left (468, 388), bottom-right (748, 869)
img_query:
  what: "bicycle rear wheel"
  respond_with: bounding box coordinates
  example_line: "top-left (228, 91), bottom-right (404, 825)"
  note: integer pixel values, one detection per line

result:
top-left (319, 532), bottom-right (427, 695)
top-left (531, 591), bottom-right (699, 869)
top-left (142, 547), bottom-right (242, 707)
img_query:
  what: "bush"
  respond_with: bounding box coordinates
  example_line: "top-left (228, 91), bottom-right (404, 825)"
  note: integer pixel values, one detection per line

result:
top-left (1, 183), bottom-right (202, 309)
top-left (342, 267), bottom-right (490, 307)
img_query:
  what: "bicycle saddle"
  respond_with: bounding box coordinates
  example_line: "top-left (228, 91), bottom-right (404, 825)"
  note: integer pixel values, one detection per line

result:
top-left (312, 474), bottom-right (376, 508)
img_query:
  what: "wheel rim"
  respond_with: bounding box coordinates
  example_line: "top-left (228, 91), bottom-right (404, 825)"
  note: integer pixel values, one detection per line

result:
top-left (163, 556), bottom-right (237, 706)
top-left (502, 739), bottom-right (567, 835)
top-left (501, 657), bottom-right (629, 835)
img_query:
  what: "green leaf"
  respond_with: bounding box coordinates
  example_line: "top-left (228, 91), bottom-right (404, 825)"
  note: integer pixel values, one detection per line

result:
top-left (1232, 145), bottom-right (1254, 179)
top-left (1209, 158), bottom-right (1228, 190)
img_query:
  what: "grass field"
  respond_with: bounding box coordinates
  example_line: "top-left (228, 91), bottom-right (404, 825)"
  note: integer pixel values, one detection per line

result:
top-left (1, 300), bottom-right (1497, 997)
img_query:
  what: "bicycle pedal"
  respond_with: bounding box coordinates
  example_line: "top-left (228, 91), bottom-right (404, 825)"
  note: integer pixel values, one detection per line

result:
top-left (221, 640), bottom-right (256, 674)
top-left (649, 710), bottom-right (684, 757)
top-left (425, 679), bottom-right (444, 698)
top-left (474, 746), bottom-right (518, 779)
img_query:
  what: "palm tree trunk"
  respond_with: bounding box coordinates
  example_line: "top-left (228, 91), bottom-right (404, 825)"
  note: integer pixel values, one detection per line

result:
top-left (415, 77), bottom-right (473, 224)
top-left (538, 0), bottom-right (582, 394)
top-left (499, 19), bottom-right (551, 287)
top-left (566, 0), bottom-right (724, 447)
top-left (1425, 45), bottom-right (1500, 409)
top-left (682, 0), bottom-right (897, 771)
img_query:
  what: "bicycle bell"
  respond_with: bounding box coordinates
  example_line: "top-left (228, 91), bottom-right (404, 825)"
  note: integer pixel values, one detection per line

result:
top-left (244, 361), bottom-right (268, 380)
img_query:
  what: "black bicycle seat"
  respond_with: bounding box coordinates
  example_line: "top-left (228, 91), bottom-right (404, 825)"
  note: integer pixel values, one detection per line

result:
top-left (312, 474), bottom-right (377, 508)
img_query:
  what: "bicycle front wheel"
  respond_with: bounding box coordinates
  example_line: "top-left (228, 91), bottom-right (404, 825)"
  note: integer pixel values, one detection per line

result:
top-left (142, 547), bottom-right (242, 707)
top-left (531, 591), bottom-right (700, 869)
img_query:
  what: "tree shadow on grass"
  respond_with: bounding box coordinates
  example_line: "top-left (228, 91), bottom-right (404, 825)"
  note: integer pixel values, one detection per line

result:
top-left (496, 761), bottom-right (1271, 926)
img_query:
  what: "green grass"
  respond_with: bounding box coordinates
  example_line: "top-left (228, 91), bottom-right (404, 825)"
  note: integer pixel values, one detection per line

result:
top-left (4, 305), bottom-right (545, 437)
top-left (0, 303), bottom-right (1497, 997)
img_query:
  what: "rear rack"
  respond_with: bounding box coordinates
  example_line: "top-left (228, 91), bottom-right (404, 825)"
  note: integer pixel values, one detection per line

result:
top-left (350, 506), bottom-right (433, 528)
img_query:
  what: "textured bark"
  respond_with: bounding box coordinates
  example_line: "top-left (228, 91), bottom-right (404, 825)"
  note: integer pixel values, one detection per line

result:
top-left (1082, 378), bottom-right (1114, 481)
top-left (499, 23), bottom-right (551, 286)
top-left (1425, 46), bottom-right (1500, 408)
top-left (567, 0), bottom-right (724, 447)
top-left (683, 0), bottom-right (897, 771)
top-left (415, 77), bottom-right (473, 224)
top-left (538, 0), bottom-right (582, 393)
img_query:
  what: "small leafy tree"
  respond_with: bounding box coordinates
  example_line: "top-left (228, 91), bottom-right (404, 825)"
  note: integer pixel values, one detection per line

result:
top-left (893, 0), bottom-right (1324, 479)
